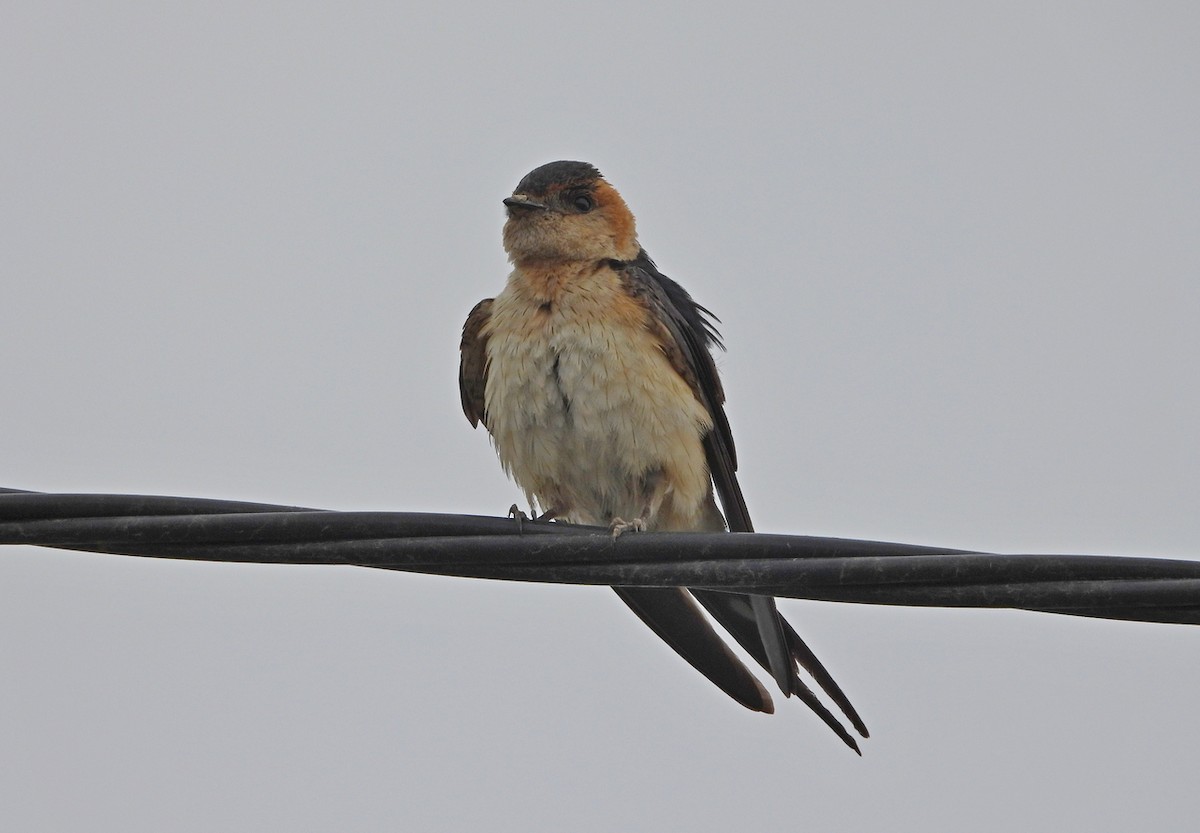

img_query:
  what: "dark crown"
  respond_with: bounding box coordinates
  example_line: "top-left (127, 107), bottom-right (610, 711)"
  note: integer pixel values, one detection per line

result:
top-left (514, 161), bottom-right (602, 196)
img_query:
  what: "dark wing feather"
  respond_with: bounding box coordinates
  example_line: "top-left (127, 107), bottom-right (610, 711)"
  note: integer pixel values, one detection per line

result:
top-left (691, 590), bottom-right (868, 746)
top-left (622, 258), bottom-right (794, 692)
top-left (459, 299), bottom-right (493, 428)
top-left (619, 255), bottom-right (794, 680)
top-left (623, 252), bottom-right (747, 528)
top-left (613, 587), bottom-right (774, 713)
top-left (617, 253), bottom-right (868, 746)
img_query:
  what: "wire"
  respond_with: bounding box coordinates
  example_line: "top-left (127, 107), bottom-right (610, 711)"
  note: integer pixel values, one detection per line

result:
top-left (2, 488), bottom-right (1197, 625)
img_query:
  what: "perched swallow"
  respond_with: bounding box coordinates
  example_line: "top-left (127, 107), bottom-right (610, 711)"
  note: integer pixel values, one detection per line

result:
top-left (459, 161), bottom-right (867, 751)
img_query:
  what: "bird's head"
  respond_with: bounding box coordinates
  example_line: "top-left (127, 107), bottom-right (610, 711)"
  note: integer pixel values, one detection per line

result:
top-left (502, 161), bottom-right (640, 266)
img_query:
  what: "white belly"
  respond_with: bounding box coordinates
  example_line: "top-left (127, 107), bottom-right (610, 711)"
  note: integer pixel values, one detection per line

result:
top-left (483, 270), bottom-right (714, 528)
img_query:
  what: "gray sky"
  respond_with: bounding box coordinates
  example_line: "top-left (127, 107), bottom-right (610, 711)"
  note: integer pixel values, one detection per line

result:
top-left (3, 2), bottom-right (1199, 830)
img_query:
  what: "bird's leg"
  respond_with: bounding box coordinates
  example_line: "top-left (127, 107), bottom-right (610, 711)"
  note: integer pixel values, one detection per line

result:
top-left (611, 469), bottom-right (667, 538)
top-left (509, 503), bottom-right (568, 532)
top-left (609, 516), bottom-right (646, 536)
top-left (507, 504), bottom-right (529, 533)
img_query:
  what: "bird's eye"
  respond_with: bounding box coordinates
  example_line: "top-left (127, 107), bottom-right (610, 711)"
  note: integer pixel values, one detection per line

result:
top-left (572, 194), bottom-right (594, 213)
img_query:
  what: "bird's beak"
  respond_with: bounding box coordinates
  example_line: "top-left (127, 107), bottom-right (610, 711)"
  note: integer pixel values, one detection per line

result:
top-left (503, 194), bottom-right (547, 211)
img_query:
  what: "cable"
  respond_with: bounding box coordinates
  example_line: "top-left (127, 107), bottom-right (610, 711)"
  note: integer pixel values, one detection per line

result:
top-left (3, 488), bottom-right (1196, 625)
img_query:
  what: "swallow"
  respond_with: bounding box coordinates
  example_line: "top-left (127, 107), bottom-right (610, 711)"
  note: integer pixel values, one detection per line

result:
top-left (459, 161), bottom-right (867, 751)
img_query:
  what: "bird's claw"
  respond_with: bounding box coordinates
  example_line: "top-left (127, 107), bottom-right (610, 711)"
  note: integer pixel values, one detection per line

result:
top-left (610, 517), bottom-right (647, 538)
top-left (508, 504), bottom-right (530, 533)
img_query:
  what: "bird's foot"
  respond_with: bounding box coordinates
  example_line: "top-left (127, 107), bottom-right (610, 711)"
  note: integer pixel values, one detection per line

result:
top-left (507, 504), bottom-right (530, 532)
top-left (610, 517), bottom-right (648, 538)
top-left (509, 504), bottom-right (565, 531)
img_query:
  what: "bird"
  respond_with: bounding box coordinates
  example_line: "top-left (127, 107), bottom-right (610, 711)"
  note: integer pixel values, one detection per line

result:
top-left (459, 160), bottom-right (867, 751)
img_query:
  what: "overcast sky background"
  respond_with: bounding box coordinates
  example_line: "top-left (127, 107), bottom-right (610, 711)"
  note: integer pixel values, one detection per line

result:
top-left (3, 2), bottom-right (1199, 831)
